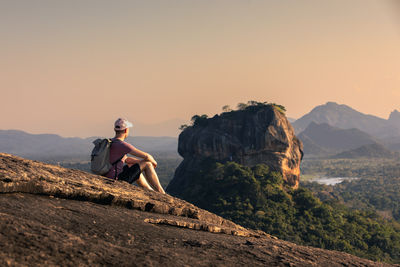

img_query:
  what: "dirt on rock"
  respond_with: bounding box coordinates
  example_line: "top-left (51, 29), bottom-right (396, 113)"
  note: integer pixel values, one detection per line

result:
top-left (0, 153), bottom-right (396, 266)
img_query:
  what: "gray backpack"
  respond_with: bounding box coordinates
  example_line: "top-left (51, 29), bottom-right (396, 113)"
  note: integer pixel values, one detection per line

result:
top-left (90, 138), bottom-right (121, 176)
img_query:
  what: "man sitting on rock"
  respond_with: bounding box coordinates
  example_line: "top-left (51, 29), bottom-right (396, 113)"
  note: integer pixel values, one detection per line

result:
top-left (105, 118), bottom-right (165, 194)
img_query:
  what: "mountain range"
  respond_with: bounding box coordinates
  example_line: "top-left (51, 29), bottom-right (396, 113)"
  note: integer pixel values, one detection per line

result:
top-left (293, 102), bottom-right (400, 157)
top-left (292, 102), bottom-right (400, 139)
top-left (297, 122), bottom-right (378, 156)
top-left (1, 102), bottom-right (399, 160)
top-left (0, 130), bottom-right (178, 161)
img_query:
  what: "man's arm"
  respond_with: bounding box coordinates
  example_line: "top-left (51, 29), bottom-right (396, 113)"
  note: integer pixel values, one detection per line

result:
top-left (129, 146), bottom-right (157, 168)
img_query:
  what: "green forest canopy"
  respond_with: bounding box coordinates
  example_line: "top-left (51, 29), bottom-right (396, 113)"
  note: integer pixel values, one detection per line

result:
top-left (176, 159), bottom-right (400, 264)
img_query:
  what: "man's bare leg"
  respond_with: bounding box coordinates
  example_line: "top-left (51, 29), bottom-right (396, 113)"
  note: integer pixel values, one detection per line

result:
top-left (125, 157), bottom-right (163, 193)
top-left (135, 173), bottom-right (154, 191)
top-left (139, 161), bottom-right (165, 194)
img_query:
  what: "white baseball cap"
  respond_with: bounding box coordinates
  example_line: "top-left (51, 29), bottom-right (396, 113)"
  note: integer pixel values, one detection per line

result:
top-left (114, 118), bottom-right (133, 131)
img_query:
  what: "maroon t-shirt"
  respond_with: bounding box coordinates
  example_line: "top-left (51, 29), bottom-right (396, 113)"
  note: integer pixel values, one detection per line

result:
top-left (105, 138), bottom-right (135, 179)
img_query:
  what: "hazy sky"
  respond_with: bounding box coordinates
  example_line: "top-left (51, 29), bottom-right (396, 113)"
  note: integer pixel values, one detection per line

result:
top-left (1, 0), bottom-right (399, 137)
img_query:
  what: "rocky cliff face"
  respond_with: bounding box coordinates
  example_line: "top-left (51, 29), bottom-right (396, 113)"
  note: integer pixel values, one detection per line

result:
top-left (0, 153), bottom-right (392, 267)
top-left (167, 105), bottom-right (303, 194)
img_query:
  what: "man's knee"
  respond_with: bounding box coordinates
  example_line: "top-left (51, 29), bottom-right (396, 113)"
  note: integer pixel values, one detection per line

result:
top-left (139, 160), bottom-right (152, 170)
top-left (145, 161), bottom-right (154, 169)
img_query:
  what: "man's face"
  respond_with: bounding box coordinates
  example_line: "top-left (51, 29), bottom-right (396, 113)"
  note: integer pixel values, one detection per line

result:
top-left (126, 128), bottom-right (130, 137)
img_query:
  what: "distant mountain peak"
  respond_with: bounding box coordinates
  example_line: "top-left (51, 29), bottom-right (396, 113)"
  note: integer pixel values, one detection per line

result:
top-left (325, 101), bottom-right (340, 106)
top-left (293, 102), bottom-right (400, 139)
top-left (389, 109), bottom-right (400, 119)
top-left (388, 109), bottom-right (400, 129)
top-left (321, 101), bottom-right (347, 107)
top-left (314, 102), bottom-right (355, 112)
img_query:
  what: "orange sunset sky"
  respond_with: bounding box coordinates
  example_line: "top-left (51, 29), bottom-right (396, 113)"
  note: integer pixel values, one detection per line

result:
top-left (1, 0), bottom-right (399, 137)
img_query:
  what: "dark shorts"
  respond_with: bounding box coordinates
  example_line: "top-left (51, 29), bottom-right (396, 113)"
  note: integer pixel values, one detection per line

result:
top-left (118, 163), bottom-right (141, 184)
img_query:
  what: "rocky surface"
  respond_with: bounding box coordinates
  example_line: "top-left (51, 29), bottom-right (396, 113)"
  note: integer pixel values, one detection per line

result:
top-left (0, 153), bottom-right (244, 233)
top-left (0, 153), bottom-right (395, 266)
top-left (167, 105), bottom-right (303, 192)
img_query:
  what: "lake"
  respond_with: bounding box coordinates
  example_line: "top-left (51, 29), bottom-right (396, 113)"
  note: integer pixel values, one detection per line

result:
top-left (310, 177), bottom-right (360, 185)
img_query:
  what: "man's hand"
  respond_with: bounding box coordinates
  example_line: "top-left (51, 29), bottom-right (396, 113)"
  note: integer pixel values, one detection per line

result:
top-left (145, 154), bottom-right (157, 168)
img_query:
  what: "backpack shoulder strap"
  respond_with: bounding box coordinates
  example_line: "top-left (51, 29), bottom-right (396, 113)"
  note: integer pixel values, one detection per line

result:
top-left (109, 139), bottom-right (126, 180)
top-left (111, 156), bottom-right (124, 166)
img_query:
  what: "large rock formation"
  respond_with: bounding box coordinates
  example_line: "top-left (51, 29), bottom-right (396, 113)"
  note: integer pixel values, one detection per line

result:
top-left (167, 105), bottom-right (303, 194)
top-left (0, 153), bottom-right (393, 266)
